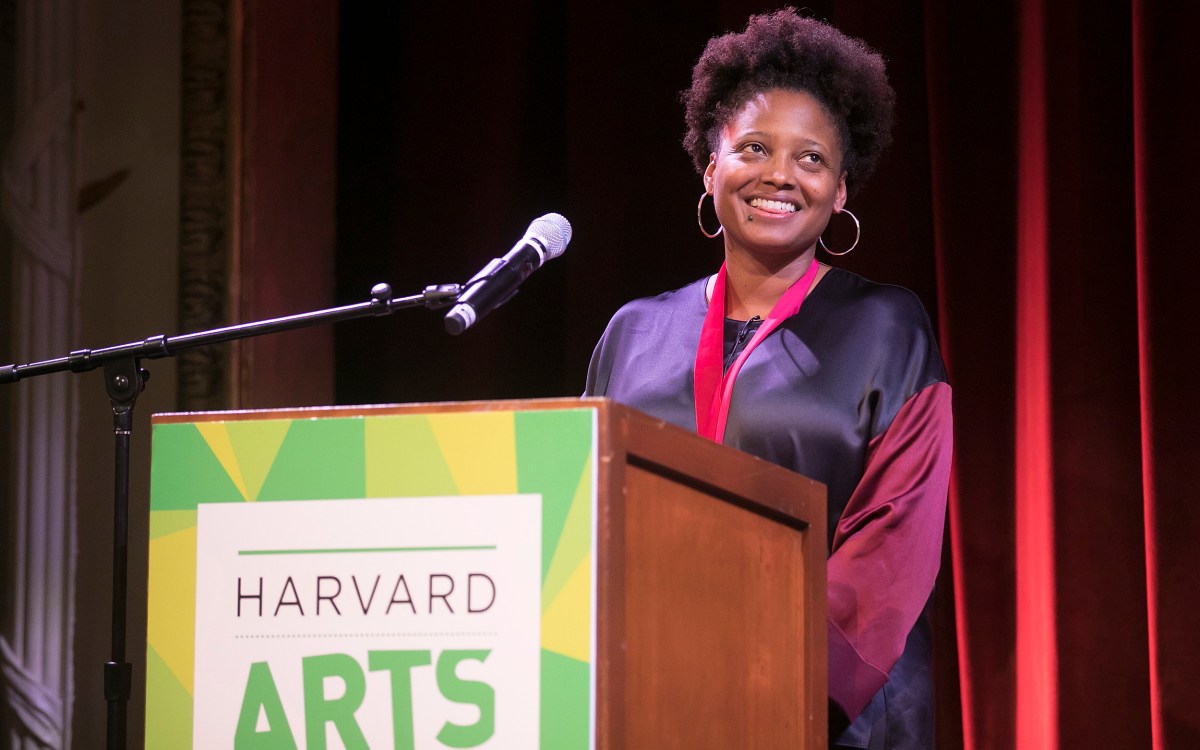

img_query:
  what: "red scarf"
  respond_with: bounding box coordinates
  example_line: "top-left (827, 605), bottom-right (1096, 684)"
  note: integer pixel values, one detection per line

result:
top-left (693, 259), bottom-right (821, 442)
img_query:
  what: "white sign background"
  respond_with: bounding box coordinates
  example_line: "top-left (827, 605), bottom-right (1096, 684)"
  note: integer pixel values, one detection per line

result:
top-left (193, 495), bottom-right (543, 749)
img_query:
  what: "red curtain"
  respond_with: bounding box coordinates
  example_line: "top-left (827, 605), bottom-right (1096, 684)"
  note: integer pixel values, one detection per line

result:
top-left (1134, 2), bottom-right (1200, 746)
top-left (923, 0), bottom-right (1200, 747)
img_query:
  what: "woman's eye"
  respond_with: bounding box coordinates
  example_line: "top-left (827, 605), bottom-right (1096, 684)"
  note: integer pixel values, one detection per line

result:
top-left (801, 153), bottom-right (823, 165)
top-left (742, 143), bottom-right (765, 154)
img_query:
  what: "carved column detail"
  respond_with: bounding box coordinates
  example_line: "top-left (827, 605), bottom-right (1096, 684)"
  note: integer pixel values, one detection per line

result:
top-left (0, 1), bottom-right (80, 747)
top-left (178, 0), bottom-right (235, 411)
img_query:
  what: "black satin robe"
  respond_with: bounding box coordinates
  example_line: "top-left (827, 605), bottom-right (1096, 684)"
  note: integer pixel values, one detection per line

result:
top-left (585, 267), bottom-right (953, 749)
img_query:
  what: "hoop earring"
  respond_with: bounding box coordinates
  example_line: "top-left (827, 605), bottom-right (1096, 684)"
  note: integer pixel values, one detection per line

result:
top-left (697, 192), bottom-right (723, 238)
top-left (818, 208), bottom-right (860, 256)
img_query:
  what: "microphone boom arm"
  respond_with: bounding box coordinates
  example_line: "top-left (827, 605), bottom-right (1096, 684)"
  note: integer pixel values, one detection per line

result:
top-left (0, 281), bottom-right (461, 384)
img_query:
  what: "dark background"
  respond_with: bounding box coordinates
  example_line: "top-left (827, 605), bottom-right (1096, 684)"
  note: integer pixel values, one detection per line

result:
top-left (333, 2), bottom-right (938, 406)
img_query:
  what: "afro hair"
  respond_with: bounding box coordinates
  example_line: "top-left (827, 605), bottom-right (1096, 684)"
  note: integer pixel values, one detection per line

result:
top-left (682, 9), bottom-right (896, 196)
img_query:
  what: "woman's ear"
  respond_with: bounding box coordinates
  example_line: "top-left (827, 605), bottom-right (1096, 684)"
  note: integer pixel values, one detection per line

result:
top-left (703, 153), bottom-right (717, 193)
top-left (834, 171), bottom-right (848, 212)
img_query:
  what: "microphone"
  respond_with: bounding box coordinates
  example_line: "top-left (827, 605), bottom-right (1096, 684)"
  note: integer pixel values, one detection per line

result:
top-left (444, 213), bottom-right (572, 335)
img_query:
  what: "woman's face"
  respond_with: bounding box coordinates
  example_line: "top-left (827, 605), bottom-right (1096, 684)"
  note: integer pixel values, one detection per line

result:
top-left (704, 88), bottom-right (847, 262)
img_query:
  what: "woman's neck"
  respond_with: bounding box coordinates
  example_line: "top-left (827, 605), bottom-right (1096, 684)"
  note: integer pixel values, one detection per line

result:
top-left (720, 247), bottom-right (826, 320)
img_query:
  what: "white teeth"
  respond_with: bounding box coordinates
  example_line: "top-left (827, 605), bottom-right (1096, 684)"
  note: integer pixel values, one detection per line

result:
top-left (749, 198), bottom-right (797, 212)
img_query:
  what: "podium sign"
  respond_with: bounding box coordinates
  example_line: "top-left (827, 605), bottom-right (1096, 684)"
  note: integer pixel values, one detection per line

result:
top-left (147, 405), bottom-right (598, 748)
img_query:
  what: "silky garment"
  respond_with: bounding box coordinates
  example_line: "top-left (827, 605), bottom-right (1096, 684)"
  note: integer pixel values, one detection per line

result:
top-left (585, 267), bottom-right (953, 749)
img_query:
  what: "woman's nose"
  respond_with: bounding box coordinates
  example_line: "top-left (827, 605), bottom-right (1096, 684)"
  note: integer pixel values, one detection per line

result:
top-left (762, 156), bottom-right (795, 188)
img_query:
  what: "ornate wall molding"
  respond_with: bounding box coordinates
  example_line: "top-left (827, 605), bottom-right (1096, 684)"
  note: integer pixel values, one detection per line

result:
top-left (0, 639), bottom-right (62, 746)
top-left (178, 0), bottom-right (235, 411)
top-left (178, 0), bottom-right (336, 411)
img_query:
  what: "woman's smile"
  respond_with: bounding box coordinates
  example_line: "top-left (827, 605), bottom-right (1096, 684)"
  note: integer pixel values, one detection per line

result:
top-left (747, 197), bottom-right (798, 214)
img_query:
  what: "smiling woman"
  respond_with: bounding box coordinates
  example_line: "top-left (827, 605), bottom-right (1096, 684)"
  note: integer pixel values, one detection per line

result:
top-left (704, 88), bottom-right (847, 319)
top-left (585, 9), bottom-right (953, 750)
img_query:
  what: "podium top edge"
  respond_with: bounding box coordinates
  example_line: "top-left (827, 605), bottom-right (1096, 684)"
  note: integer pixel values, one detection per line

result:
top-left (152, 396), bottom-right (607, 424)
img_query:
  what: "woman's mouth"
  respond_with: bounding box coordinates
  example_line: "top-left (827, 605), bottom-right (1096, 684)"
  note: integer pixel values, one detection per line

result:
top-left (747, 197), bottom-right (798, 213)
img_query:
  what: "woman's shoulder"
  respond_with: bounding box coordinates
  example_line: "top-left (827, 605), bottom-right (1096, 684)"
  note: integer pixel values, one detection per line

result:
top-left (817, 266), bottom-right (932, 323)
top-left (586, 276), bottom-right (708, 397)
top-left (820, 267), bottom-right (931, 312)
top-left (605, 276), bottom-right (708, 328)
top-left (813, 267), bottom-right (946, 384)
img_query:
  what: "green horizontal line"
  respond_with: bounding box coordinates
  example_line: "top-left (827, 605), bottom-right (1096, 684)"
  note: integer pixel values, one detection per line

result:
top-left (238, 545), bottom-right (497, 556)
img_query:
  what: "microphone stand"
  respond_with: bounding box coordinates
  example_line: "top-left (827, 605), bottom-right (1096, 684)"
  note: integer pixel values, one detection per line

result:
top-left (0, 281), bottom-right (461, 750)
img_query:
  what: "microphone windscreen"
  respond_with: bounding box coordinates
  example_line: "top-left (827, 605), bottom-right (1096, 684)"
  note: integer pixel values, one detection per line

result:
top-left (526, 213), bottom-right (572, 260)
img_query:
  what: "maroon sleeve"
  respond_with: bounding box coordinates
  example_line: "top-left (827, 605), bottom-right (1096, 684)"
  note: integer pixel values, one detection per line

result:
top-left (826, 381), bottom-right (954, 720)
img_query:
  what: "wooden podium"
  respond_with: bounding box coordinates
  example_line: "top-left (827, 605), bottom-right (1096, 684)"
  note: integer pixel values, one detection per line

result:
top-left (145, 397), bottom-right (826, 749)
top-left (583, 398), bottom-right (828, 749)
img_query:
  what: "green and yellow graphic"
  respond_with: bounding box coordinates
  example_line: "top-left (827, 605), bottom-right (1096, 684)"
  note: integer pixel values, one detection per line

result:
top-left (147, 406), bottom-right (596, 748)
